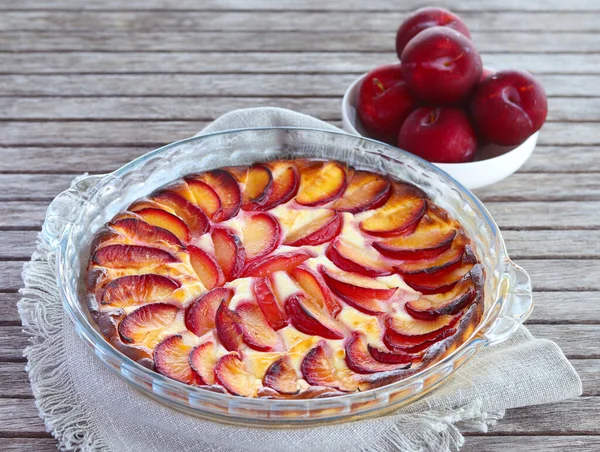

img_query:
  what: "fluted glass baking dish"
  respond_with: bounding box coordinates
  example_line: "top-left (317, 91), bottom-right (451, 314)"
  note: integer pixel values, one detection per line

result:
top-left (44, 127), bottom-right (533, 427)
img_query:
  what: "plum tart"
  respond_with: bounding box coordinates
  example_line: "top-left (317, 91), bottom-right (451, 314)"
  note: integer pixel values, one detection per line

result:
top-left (87, 159), bottom-right (484, 398)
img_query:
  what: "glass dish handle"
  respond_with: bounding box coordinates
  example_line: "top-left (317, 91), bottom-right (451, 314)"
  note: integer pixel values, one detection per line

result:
top-left (42, 174), bottom-right (106, 250)
top-left (483, 261), bottom-right (534, 346)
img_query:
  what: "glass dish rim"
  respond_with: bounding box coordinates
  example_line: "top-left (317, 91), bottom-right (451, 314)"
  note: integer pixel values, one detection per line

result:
top-left (55, 126), bottom-right (515, 412)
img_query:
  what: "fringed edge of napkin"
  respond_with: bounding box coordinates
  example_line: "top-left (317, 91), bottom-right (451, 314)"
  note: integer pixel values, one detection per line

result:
top-left (18, 236), bottom-right (110, 452)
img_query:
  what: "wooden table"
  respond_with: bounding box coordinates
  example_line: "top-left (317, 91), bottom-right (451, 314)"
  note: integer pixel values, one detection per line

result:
top-left (1, 1), bottom-right (599, 450)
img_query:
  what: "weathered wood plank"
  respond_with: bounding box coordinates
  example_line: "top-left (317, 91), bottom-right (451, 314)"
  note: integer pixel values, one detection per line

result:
top-left (0, 97), bottom-right (595, 122)
top-left (485, 201), bottom-right (600, 229)
top-left (522, 146), bottom-right (600, 172)
top-left (0, 326), bottom-right (29, 360)
top-left (2, 0), bottom-right (600, 11)
top-left (527, 292), bottom-right (600, 324)
top-left (0, 261), bottom-right (26, 291)
top-left (527, 325), bottom-right (600, 358)
top-left (503, 230), bottom-right (600, 258)
top-left (514, 260), bottom-right (600, 292)
top-left (0, 121), bottom-right (596, 147)
top-left (0, 97), bottom-right (340, 120)
top-left (463, 436), bottom-right (600, 452)
top-left (0, 231), bottom-right (37, 258)
top-left (1, 172), bottom-right (599, 202)
top-left (0, 202), bottom-right (48, 228)
top-left (0, 74), bottom-right (593, 97)
top-left (0, 398), bottom-right (47, 434)
top-left (1, 439), bottom-right (57, 452)
top-left (0, 11), bottom-right (598, 32)
top-left (0, 362), bottom-right (31, 397)
top-left (1, 31), bottom-right (599, 53)
top-left (463, 397), bottom-right (600, 434)
top-left (1, 52), bottom-right (597, 75)
top-left (571, 360), bottom-right (600, 397)
top-left (475, 173), bottom-right (600, 201)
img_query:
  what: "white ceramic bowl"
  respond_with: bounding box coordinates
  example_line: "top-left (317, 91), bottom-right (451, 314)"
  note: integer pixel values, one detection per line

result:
top-left (341, 72), bottom-right (539, 190)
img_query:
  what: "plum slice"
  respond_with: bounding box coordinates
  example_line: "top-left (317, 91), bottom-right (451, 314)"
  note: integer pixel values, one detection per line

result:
top-left (301, 343), bottom-right (357, 392)
top-left (110, 217), bottom-right (182, 249)
top-left (183, 178), bottom-right (222, 220)
top-left (345, 334), bottom-right (411, 374)
top-left (154, 335), bottom-right (202, 385)
top-left (101, 274), bottom-right (180, 308)
top-left (241, 164), bottom-right (273, 211)
top-left (243, 251), bottom-right (310, 278)
top-left (326, 238), bottom-right (392, 278)
top-left (289, 266), bottom-right (342, 317)
top-left (119, 302), bottom-right (180, 349)
top-left (215, 352), bottom-right (261, 397)
top-left (242, 213), bottom-right (281, 261)
top-left (252, 277), bottom-right (288, 330)
top-left (285, 294), bottom-right (344, 340)
top-left (189, 341), bottom-right (218, 385)
top-left (188, 245), bottom-right (225, 290)
top-left (211, 227), bottom-right (246, 281)
top-left (195, 169), bottom-right (242, 222)
top-left (406, 271), bottom-right (477, 320)
top-left (295, 161), bottom-right (347, 207)
top-left (283, 210), bottom-right (342, 247)
top-left (263, 357), bottom-right (300, 395)
top-left (260, 161), bottom-right (300, 210)
top-left (359, 181), bottom-right (427, 237)
top-left (185, 287), bottom-right (234, 337)
top-left (135, 208), bottom-right (191, 244)
top-left (236, 301), bottom-right (279, 352)
top-left (332, 170), bottom-right (391, 213)
top-left (93, 244), bottom-right (176, 269)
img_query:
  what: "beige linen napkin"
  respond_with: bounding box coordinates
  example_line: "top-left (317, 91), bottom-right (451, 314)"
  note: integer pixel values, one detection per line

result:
top-left (20, 108), bottom-right (582, 452)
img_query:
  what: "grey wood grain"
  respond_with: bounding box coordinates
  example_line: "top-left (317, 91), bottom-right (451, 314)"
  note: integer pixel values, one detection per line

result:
top-left (462, 397), bottom-right (600, 434)
top-left (2, 31), bottom-right (599, 53)
top-left (513, 260), bottom-right (600, 292)
top-left (0, 231), bottom-right (38, 258)
top-left (0, 201), bottom-right (48, 228)
top-left (463, 436), bottom-right (600, 452)
top-left (474, 173), bottom-right (600, 201)
top-left (522, 146), bottom-right (600, 172)
top-left (0, 96), bottom-right (341, 120)
top-left (1, 51), bottom-right (597, 74)
top-left (527, 325), bottom-right (600, 358)
top-left (0, 74), bottom-right (594, 97)
top-left (485, 201), bottom-right (600, 229)
top-left (0, 439), bottom-right (57, 451)
top-left (0, 398), bottom-right (47, 433)
top-left (527, 292), bottom-right (600, 324)
top-left (0, 261), bottom-right (26, 291)
top-left (0, 121), bottom-right (596, 147)
top-left (0, 362), bottom-right (31, 397)
top-left (0, 97), bottom-right (595, 122)
top-left (3, 0), bottom-right (600, 11)
top-left (0, 11), bottom-right (598, 31)
top-left (503, 230), bottom-right (600, 258)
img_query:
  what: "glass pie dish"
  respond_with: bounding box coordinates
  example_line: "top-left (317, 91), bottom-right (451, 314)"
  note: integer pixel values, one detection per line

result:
top-left (44, 127), bottom-right (533, 427)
